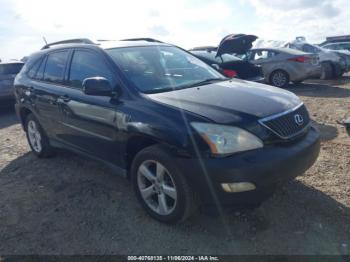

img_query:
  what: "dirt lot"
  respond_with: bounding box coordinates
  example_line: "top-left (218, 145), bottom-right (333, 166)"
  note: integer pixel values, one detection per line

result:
top-left (0, 78), bottom-right (349, 255)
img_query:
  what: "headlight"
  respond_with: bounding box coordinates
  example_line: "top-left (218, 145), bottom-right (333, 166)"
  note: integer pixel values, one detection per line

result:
top-left (191, 122), bottom-right (263, 155)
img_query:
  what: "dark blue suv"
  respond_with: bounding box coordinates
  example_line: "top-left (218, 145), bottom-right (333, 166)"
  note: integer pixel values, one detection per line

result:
top-left (14, 38), bottom-right (320, 223)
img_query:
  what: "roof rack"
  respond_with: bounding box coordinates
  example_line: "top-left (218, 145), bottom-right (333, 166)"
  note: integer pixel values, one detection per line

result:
top-left (41, 38), bottom-right (96, 49)
top-left (120, 38), bottom-right (163, 43)
top-left (189, 46), bottom-right (218, 52)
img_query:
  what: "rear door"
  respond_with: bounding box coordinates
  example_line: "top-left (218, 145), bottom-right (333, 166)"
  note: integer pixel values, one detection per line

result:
top-left (56, 48), bottom-right (120, 163)
top-left (24, 51), bottom-right (70, 137)
top-left (31, 50), bottom-right (71, 136)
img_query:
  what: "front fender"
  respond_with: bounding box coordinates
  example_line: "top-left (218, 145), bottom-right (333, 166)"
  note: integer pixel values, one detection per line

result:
top-left (126, 121), bottom-right (189, 151)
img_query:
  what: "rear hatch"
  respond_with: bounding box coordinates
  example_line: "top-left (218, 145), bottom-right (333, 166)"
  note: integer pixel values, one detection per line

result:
top-left (216, 34), bottom-right (258, 56)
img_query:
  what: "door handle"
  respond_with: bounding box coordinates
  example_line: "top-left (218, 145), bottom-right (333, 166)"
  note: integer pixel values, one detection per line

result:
top-left (58, 95), bottom-right (71, 103)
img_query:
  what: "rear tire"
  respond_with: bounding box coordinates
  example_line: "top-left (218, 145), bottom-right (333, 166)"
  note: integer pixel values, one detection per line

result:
top-left (320, 62), bottom-right (333, 80)
top-left (25, 114), bottom-right (54, 158)
top-left (269, 70), bottom-right (290, 88)
top-left (131, 145), bottom-right (197, 224)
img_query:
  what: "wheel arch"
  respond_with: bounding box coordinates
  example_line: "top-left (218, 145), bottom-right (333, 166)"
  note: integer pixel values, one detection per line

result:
top-left (18, 106), bottom-right (34, 131)
top-left (125, 135), bottom-right (167, 178)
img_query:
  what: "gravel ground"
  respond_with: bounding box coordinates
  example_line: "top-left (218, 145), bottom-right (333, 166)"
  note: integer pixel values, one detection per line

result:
top-left (0, 78), bottom-right (349, 255)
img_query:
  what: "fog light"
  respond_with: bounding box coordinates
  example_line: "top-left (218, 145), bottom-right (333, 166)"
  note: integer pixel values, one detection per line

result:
top-left (221, 182), bottom-right (256, 193)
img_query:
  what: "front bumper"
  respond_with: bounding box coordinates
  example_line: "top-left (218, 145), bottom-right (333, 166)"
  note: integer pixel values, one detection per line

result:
top-left (178, 127), bottom-right (320, 207)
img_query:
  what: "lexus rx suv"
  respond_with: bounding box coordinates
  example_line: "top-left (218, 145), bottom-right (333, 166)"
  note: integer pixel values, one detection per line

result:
top-left (14, 38), bottom-right (320, 223)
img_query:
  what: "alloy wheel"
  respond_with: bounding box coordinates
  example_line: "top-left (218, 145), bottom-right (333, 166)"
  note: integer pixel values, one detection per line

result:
top-left (27, 120), bottom-right (42, 153)
top-left (272, 71), bottom-right (288, 87)
top-left (137, 160), bottom-right (177, 216)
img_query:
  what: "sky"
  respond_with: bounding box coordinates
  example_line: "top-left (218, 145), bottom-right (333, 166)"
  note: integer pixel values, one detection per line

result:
top-left (0, 0), bottom-right (349, 60)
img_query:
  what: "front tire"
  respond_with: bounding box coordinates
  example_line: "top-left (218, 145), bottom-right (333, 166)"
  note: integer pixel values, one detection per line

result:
top-left (131, 145), bottom-right (197, 223)
top-left (270, 70), bottom-right (290, 88)
top-left (25, 114), bottom-right (54, 158)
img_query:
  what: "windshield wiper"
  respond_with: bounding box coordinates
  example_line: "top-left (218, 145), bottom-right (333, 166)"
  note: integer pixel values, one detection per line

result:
top-left (144, 78), bottom-right (228, 94)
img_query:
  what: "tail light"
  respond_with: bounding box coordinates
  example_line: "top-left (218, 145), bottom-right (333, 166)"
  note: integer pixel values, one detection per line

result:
top-left (223, 69), bottom-right (238, 78)
top-left (288, 56), bottom-right (311, 63)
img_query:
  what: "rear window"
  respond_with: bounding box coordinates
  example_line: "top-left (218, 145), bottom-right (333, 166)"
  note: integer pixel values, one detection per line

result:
top-left (0, 63), bottom-right (24, 75)
top-left (27, 58), bottom-right (44, 79)
top-left (43, 51), bottom-right (69, 84)
top-left (36, 57), bottom-right (47, 80)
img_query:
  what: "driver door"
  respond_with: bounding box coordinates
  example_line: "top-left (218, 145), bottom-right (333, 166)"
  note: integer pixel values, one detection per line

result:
top-left (56, 48), bottom-right (122, 164)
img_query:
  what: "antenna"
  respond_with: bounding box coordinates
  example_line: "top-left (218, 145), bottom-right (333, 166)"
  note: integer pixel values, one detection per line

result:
top-left (42, 37), bottom-right (48, 45)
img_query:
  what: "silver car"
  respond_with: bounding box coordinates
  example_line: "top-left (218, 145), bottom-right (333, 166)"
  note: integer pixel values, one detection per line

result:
top-left (0, 61), bottom-right (24, 107)
top-left (321, 42), bottom-right (350, 52)
top-left (286, 40), bottom-right (349, 79)
top-left (244, 48), bottom-right (321, 88)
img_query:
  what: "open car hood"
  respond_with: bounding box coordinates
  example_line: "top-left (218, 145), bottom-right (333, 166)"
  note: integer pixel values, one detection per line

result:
top-left (216, 34), bottom-right (258, 56)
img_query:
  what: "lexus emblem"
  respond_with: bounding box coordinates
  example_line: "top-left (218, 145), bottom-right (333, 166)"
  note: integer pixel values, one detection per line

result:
top-left (294, 114), bottom-right (304, 126)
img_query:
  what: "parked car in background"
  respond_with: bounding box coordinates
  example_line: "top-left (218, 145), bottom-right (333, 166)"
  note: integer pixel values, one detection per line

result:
top-left (321, 42), bottom-right (350, 52)
top-left (243, 47), bottom-right (321, 88)
top-left (190, 47), bottom-right (264, 82)
top-left (14, 38), bottom-right (320, 223)
top-left (320, 35), bottom-right (350, 46)
top-left (285, 40), bottom-right (349, 79)
top-left (0, 61), bottom-right (24, 107)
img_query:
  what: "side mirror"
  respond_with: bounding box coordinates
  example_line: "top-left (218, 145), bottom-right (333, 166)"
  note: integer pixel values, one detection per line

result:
top-left (82, 77), bottom-right (114, 97)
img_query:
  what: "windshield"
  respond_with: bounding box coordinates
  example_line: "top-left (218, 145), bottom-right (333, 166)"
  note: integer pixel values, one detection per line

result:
top-left (105, 46), bottom-right (226, 93)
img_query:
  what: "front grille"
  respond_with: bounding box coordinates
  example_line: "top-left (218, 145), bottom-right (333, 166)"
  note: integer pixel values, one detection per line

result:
top-left (259, 104), bottom-right (310, 139)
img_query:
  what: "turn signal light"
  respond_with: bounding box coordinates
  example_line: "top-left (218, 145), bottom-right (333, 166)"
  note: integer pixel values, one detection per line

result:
top-left (221, 182), bottom-right (256, 193)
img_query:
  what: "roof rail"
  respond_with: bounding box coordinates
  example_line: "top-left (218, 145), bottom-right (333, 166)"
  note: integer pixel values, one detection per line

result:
top-left (41, 38), bottom-right (96, 49)
top-left (97, 39), bottom-right (118, 42)
top-left (120, 38), bottom-right (163, 43)
top-left (189, 46), bottom-right (218, 52)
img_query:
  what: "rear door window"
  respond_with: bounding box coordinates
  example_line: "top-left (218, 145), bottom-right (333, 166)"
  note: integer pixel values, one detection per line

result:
top-left (253, 51), bottom-right (269, 60)
top-left (68, 50), bottom-right (114, 89)
top-left (43, 51), bottom-right (69, 84)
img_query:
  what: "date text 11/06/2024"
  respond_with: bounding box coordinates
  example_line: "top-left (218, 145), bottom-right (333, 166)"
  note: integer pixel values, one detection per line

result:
top-left (127, 256), bottom-right (219, 261)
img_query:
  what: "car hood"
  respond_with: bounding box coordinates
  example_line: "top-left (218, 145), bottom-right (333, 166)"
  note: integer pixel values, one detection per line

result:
top-left (216, 34), bottom-right (258, 56)
top-left (147, 79), bottom-right (301, 125)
